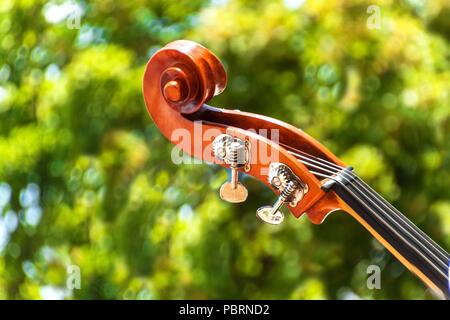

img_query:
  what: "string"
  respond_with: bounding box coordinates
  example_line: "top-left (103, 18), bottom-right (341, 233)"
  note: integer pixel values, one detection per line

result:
top-left (278, 145), bottom-right (449, 279)
top-left (345, 172), bottom-right (450, 260)
top-left (284, 146), bottom-right (450, 262)
top-left (307, 167), bottom-right (449, 282)
top-left (282, 144), bottom-right (449, 259)
top-left (297, 153), bottom-right (449, 271)
top-left (304, 157), bottom-right (448, 270)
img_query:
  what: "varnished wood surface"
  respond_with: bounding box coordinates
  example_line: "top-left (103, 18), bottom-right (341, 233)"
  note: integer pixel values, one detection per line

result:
top-left (143, 40), bottom-right (448, 298)
top-left (142, 40), bottom-right (347, 220)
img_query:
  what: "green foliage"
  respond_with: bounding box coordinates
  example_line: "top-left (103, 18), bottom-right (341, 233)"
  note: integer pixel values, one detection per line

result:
top-left (0, 0), bottom-right (449, 299)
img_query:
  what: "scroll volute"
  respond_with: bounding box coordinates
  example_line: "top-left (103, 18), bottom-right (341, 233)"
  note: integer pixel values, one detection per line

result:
top-left (142, 40), bottom-right (348, 223)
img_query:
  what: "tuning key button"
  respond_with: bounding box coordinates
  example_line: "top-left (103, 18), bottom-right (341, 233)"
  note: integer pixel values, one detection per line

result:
top-left (213, 134), bottom-right (249, 203)
top-left (256, 206), bottom-right (284, 225)
top-left (256, 180), bottom-right (296, 225)
top-left (220, 181), bottom-right (248, 203)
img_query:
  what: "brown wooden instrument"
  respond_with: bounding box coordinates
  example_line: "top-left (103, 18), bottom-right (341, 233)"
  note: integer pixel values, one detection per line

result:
top-left (142, 40), bottom-right (449, 299)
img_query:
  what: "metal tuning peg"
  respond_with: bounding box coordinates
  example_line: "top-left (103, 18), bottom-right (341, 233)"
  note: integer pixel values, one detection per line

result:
top-left (213, 134), bottom-right (249, 203)
top-left (256, 163), bottom-right (308, 225)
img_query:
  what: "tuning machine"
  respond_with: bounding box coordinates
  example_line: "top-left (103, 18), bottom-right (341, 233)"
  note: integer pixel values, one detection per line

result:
top-left (213, 134), bottom-right (250, 203)
top-left (256, 163), bottom-right (308, 225)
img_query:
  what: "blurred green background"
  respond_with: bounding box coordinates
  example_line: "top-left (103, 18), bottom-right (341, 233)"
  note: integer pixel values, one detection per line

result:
top-left (0, 0), bottom-right (449, 300)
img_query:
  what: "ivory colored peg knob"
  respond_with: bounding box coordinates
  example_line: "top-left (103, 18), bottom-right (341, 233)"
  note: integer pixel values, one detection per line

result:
top-left (220, 180), bottom-right (248, 203)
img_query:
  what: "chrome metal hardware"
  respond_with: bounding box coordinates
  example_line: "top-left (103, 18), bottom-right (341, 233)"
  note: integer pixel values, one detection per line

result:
top-left (256, 163), bottom-right (308, 225)
top-left (213, 134), bottom-right (249, 203)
